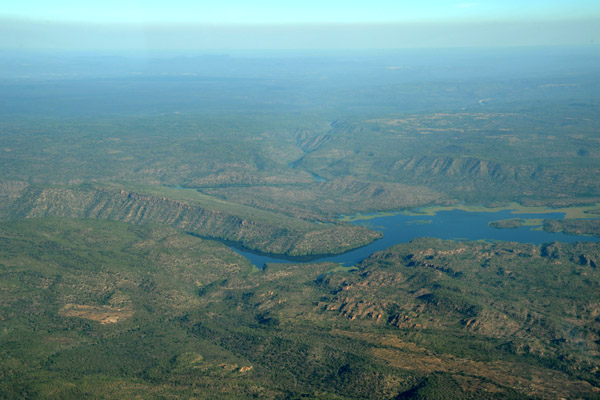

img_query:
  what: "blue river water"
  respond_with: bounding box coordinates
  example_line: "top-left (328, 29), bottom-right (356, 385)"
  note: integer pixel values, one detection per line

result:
top-left (229, 209), bottom-right (600, 268)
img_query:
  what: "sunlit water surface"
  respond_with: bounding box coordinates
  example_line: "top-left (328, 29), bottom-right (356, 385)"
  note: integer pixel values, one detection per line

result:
top-left (228, 209), bottom-right (599, 268)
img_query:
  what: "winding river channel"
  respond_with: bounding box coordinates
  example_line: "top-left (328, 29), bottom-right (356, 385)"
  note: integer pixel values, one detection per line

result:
top-left (229, 207), bottom-right (600, 268)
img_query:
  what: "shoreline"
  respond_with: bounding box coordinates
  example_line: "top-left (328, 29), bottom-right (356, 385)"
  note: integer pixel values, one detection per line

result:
top-left (341, 202), bottom-right (600, 222)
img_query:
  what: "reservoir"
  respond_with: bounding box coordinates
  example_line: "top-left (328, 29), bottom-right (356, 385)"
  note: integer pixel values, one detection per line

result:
top-left (229, 208), bottom-right (600, 268)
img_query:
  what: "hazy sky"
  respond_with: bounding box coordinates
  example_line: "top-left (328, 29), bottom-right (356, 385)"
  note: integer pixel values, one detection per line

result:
top-left (2, 0), bottom-right (600, 50)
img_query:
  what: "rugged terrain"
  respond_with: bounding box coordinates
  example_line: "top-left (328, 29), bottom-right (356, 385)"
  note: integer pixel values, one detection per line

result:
top-left (1, 219), bottom-right (599, 399)
top-left (543, 219), bottom-right (600, 238)
top-left (0, 184), bottom-right (379, 257)
top-left (1, 49), bottom-right (600, 399)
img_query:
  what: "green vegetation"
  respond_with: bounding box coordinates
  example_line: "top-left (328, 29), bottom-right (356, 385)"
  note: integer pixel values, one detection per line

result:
top-left (1, 219), bottom-right (600, 398)
top-left (3, 106), bottom-right (600, 225)
top-left (403, 202), bottom-right (600, 219)
top-left (0, 183), bottom-right (379, 257)
top-left (543, 219), bottom-right (600, 238)
top-left (489, 218), bottom-right (522, 229)
top-left (2, 50), bottom-right (600, 398)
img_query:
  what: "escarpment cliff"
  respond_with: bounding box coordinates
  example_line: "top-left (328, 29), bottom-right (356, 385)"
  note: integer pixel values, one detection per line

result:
top-left (5, 185), bottom-right (381, 257)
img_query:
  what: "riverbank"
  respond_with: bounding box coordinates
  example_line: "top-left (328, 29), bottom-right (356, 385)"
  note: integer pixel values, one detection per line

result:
top-left (341, 202), bottom-right (600, 221)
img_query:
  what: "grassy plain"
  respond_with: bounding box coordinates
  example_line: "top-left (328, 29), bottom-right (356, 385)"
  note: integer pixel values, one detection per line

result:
top-left (344, 202), bottom-right (600, 222)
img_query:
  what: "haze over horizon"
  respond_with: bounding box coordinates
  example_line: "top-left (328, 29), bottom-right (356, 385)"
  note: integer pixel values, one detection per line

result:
top-left (2, 0), bottom-right (600, 50)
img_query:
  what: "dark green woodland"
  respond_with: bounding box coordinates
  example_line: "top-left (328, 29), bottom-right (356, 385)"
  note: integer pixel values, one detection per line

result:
top-left (1, 48), bottom-right (599, 398)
